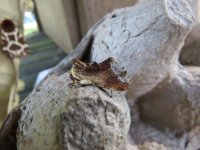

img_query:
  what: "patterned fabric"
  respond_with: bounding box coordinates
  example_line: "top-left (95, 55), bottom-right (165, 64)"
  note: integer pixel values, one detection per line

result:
top-left (0, 19), bottom-right (30, 58)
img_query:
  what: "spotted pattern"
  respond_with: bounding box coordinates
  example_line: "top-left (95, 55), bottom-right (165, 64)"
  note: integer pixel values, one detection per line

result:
top-left (0, 19), bottom-right (30, 58)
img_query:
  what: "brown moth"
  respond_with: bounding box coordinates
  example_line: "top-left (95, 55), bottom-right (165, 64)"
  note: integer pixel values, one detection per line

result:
top-left (70, 57), bottom-right (129, 91)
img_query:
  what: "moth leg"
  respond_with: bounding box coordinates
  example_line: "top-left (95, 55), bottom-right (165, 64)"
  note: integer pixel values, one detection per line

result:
top-left (68, 78), bottom-right (80, 88)
top-left (97, 86), bottom-right (113, 98)
top-left (73, 78), bottom-right (78, 85)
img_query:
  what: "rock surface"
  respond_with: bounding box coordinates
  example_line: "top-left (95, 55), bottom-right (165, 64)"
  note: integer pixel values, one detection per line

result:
top-left (179, 0), bottom-right (200, 66)
top-left (6, 0), bottom-right (200, 150)
top-left (91, 0), bottom-right (194, 101)
top-left (17, 73), bottom-right (130, 150)
top-left (137, 66), bottom-right (200, 134)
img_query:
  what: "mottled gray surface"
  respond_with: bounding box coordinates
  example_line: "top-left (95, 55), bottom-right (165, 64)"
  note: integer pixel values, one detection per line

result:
top-left (179, 0), bottom-right (200, 66)
top-left (16, 0), bottom-right (200, 150)
top-left (137, 66), bottom-right (200, 134)
top-left (91, 0), bottom-right (194, 101)
top-left (61, 86), bottom-right (130, 150)
top-left (17, 73), bottom-right (130, 150)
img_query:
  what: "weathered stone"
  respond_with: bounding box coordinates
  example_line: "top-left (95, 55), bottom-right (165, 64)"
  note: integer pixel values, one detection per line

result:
top-left (17, 73), bottom-right (130, 150)
top-left (185, 126), bottom-right (200, 150)
top-left (1, 0), bottom-right (199, 150)
top-left (137, 66), bottom-right (200, 134)
top-left (91, 0), bottom-right (194, 102)
top-left (179, 0), bottom-right (200, 66)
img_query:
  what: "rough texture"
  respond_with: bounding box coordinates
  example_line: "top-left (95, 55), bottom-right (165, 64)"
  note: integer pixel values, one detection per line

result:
top-left (88, 1), bottom-right (200, 149)
top-left (61, 86), bottom-right (130, 150)
top-left (17, 73), bottom-right (130, 150)
top-left (128, 122), bottom-right (184, 150)
top-left (184, 0), bottom-right (200, 45)
top-left (91, 0), bottom-right (194, 101)
top-left (185, 126), bottom-right (200, 150)
top-left (4, 0), bottom-right (200, 150)
top-left (137, 66), bottom-right (200, 134)
top-left (179, 0), bottom-right (200, 66)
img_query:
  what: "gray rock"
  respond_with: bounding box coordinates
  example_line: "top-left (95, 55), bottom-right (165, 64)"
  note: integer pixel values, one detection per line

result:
top-left (17, 73), bottom-right (130, 150)
top-left (91, 0), bottom-right (194, 102)
top-left (14, 0), bottom-right (200, 150)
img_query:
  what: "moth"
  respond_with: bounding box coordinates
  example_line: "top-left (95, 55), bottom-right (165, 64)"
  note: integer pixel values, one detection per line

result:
top-left (70, 57), bottom-right (129, 91)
